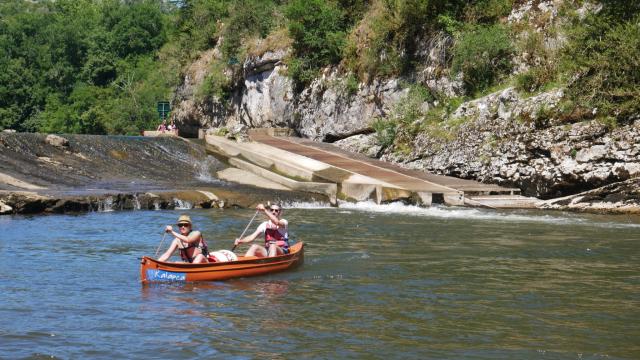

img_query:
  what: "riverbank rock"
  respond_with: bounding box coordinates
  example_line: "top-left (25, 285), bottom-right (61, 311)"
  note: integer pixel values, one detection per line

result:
top-left (171, 34), bottom-right (461, 142)
top-left (0, 192), bottom-right (53, 214)
top-left (541, 178), bottom-right (640, 213)
top-left (171, 48), bottom-right (229, 137)
top-left (0, 200), bottom-right (12, 214)
top-left (370, 87), bottom-right (640, 200)
top-left (237, 49), bottom-right (294, 130)
top-left (45, 134), bottom-right (69, 148)
top-left (166, 2), bottom-right (637, 213)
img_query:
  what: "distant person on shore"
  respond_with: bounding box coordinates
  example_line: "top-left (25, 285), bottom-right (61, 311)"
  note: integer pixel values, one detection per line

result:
top-left (234, 203), bottom-right (289, 257)
top-left (156, 120), bottom-right (167, 132)
top-left (158, 214), bottom-right (210, 263)
top-left (167, 120), bottom-right (178, 135)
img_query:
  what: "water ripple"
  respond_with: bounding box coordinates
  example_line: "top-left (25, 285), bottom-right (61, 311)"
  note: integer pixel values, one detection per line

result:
top-left (0, 209), bottom-right (638, 359)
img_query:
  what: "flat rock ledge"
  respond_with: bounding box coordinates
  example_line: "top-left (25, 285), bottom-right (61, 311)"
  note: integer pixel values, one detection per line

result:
top-left (541, 178), bottom-right (640, 214)
top-left (0, 188), bottom-right (325, 215)
top-left (0, 191), bottom-right (223, 214)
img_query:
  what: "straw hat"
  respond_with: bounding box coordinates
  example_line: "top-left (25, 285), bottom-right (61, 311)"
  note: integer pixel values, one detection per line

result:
top-left (177, 214), bottom-right (192, 225)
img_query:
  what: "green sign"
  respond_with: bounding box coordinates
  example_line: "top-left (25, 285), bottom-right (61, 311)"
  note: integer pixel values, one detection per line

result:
top-left (157, 101), bottom-right (171, 119)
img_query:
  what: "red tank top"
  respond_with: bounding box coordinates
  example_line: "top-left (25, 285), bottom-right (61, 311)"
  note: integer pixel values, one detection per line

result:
top-left (265, 226), bottom-right (288, 247)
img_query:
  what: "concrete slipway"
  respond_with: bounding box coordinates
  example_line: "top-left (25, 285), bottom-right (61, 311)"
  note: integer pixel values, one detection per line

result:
top-left (204, 130), bottom-right (541, 209)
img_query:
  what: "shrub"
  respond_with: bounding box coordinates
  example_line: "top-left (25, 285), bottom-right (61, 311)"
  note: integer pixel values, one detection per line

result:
top-left (174, 0), bottom-right (229, 54)
top-left (394, 83), bottom-right (433, 126)
top-left (344, 73), bottom-right (359, 96)
top-left (464, 0), bottom-right (513, 24)
top-left (344, 0), bottom-right (465, 81)
top-left (197, 60), bottom-right (231, 101)
top-left (451, 24), bottom-right (513, 94)
top-left (285, 0), bottom-right (347, 87)
top-left (220, 0), bottom-right (279, 61)
top-left (513, 25), bottom-right (559, 94)
top-left (245, 27), bottom-right (293, 58)
top-left (372, 117), bottom-right (397, 149)
top-left (515, 66), bottom-right (556, 94)
top-left (561, 11), bottom-right (640, 122)
top-left (371, 83), bottom-right (434, 151)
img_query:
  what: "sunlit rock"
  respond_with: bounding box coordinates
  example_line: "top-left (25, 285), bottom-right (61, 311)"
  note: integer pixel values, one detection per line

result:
top-left (45, 134), bottom-right (69, 148)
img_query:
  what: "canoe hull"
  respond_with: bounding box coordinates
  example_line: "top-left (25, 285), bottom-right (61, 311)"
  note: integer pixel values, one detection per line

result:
top-left (140, 242), bottom-right (304, 283)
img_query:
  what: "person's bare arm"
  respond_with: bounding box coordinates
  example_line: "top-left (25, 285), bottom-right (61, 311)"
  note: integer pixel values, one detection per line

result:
top-left (158, 240), bottom-right (178, 262)
top-left (257, 203), bottom-right (285, 226)
top-left (164, 225), bottom-right (201, 245)
top-left (234, 228), bottom-right (261, 246)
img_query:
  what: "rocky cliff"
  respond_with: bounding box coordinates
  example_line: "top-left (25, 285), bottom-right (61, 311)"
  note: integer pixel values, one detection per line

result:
top-left (170, 1), bottom-right (639, 213)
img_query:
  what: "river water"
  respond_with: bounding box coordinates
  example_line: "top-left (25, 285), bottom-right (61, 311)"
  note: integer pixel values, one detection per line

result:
top-left (1, 203), bottom-right (638, 359)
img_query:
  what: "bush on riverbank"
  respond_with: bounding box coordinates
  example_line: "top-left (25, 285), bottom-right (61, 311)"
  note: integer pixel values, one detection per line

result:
top-left (561, 8), bottom-right (640, 125)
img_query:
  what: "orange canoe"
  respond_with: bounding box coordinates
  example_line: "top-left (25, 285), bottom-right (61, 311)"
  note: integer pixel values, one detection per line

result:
top-left (140, 242), bottom-right (304, 283)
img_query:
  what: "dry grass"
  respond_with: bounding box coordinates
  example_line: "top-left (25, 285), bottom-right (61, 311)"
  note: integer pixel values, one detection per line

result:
top-left (245, 27), bottom-right (293, 58)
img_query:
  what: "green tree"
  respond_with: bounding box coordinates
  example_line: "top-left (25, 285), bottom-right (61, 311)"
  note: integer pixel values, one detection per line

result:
top-left (285, 0), bottom-right (347, 86)
top-left (106, 1), bottom-right (166, 57)
top-left (220, 0), bottom-right (278, 60)
top-left (451, 24), bottom-right (513, 94)
top-left (562, 8), bottom-right (640, 122)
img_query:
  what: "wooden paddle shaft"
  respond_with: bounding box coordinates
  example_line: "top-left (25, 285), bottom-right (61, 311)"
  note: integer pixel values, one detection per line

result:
top-left (232, 210), bottom-right (260, 251)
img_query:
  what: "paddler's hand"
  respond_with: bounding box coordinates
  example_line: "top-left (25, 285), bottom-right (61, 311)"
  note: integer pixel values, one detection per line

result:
top-left (165, 225), bottom-right (173, 233)
top-left (234, 238), bottom-right (241, 246)
top-left (256, 203), bottom-right (266, 211)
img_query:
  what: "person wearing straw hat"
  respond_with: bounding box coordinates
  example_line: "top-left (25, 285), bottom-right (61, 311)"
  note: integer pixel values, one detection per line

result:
top-left (158, 214), bottom-right (210, 263)
top-left (234, 203), bottom-right (289, 258)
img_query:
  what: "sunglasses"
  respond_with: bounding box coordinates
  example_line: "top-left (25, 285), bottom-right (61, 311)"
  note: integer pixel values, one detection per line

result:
top-left (176, 223), bottom-right (190, 228)
top-left (269, 208), bottom-right (280, 213)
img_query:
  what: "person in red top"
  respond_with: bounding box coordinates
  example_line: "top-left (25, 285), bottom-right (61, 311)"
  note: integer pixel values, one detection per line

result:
top-left (156, 120), bottom-right (167, 132)
top-left (234, 203), bottom-right (289, 257)
top-left (158, 214), bottom-right (209, 263)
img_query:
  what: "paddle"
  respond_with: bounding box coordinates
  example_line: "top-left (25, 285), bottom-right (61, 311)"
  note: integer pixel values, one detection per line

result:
top-left (154, 232), bottom-right (167, 258)
top-left (155, 227), bottom-right (186, 259)
top-left (231, 209), bottom-right (260, 252)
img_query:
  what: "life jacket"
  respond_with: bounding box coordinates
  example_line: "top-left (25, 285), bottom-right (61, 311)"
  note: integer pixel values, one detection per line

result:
top-left (264, 223), bottom-right (288, 248)
top-left (179, 232), bottom-right (208, 263)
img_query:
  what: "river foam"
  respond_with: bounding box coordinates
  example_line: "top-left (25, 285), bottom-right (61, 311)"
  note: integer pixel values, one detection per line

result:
top-left (336, 201), bottom-right (640, 229)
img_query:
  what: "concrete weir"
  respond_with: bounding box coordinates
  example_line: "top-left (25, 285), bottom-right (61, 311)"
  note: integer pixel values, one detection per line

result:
top-left (204, 129), bottom-right (540, 208)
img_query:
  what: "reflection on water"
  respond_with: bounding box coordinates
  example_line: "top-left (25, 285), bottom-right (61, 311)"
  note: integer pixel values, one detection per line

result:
top-left (0, 205), bottom-right (639, 359)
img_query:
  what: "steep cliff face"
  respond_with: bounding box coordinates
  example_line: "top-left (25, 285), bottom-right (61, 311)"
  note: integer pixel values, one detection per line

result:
top-left (172, 36), bottom-right (460, 141)
top-left (169, 1), bottom-right (638, 212)
top-left (375, 88), bottom-right (640, 199)
top-left (172, 48), bottom-right (230, 137)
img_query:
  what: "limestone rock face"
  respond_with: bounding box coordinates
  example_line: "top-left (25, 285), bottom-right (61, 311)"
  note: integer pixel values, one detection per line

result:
top-left (296, 72), bottom-right (407, 141)
top-left (541, 178), bottom-right (640, 213)
top-left (169, 0), bottom-right (636, 209)
top-left (171, 27), bottom-right (467, 141)
top-left (172, 48), bottom-right (229, 137)
top-left (0, 200), bottom-right (13, 214)
top-left (333, 133), bottom-right (381, 158)
top-left (238, 49), bottom-right (294, 129)
top-left (366, 86), bottom-right (640, 199)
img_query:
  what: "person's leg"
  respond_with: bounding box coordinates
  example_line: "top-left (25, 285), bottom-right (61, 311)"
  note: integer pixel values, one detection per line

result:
top-left (192, 253), bottom-right (208, 263)
top-left (267, 243), bottom-right (282, 257)
top-left (245, 244), bottom-right (268, 257)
